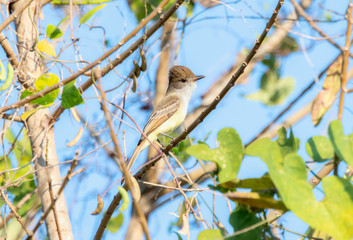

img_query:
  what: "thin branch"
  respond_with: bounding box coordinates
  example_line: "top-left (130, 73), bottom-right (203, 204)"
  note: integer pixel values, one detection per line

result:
top-left (95, 70), bottom-right (151, 240)
top-left (0, 190), bottom-right (33, 237)
top-left (246, 52), bottom-right (343, 146)
top-left (0, 0), bottom-right (172, 115)
top-left (26, 155), bottom-right (78, 239)
top-left (290, 0), bottom-right (352, 57)
top-left (338, 2), bottom-right (353, 120)
top-left (0, 0), bottom-right (34, 33)
top-left (0, 33), bottom-right (19, 68)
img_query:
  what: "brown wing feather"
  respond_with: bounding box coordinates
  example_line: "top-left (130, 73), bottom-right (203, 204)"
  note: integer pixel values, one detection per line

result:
top-left (138, 95), bottom-right (180, 144)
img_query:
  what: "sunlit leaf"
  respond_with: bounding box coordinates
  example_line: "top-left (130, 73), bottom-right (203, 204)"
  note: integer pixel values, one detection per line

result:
top-left (197, 229), bottom-right (223, 240)
top-left (46, 24), bottom-right (63, 39)
top-left (246, 135), bottom-right (353, 240)
top-left (118, 186), bottom-right (129, 211)
top-left (328, 120), bottom-right (353, 167)
top-left (306, 136), bottom-right (334, 162)
top-left (37, 39), bottom-right (56, 57)
top-left (20, 104), bottom-right (52, 120)
top-left (0, 63), bottom-right (14, 91)
top-left (0, 61), bottom-right (6, 80)
top-left (225, 192), bottom-right (287, 210)
top-left (79, 4), bottom-right (107, 25)
top-left (311, 56), bottom-right (341, 126)
top-left (20, 73), bottom-right (59, 105)
top-left (186, 128), bottom-right (244, 183)
top-left (219, 175), bottom-right (274, 191)
top-left (61, 80), bottom-right (84, 109)
top-left (106, 212), bottom-right (123, 233)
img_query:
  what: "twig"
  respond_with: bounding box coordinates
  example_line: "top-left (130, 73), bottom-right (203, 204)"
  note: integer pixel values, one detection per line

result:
top-left (0, 0), bottom-right (33, 33)
top-left (95, 71), bottom-right (151, 240)
top-left (50, 0), bottom-right (181, 123)
top-left (26, 155), bottom-right (78, 239)
top-left (0, 190), bottom-right (33, 237)
top-left (246, 52), bottom-right (343, 146)
top-left (2, 114), bottom-right (23, 123)
top-left (290, 0), bottom-right (352, 57)
top-left (48, 180), bottom-right (63, 240)
top-left (0, 0), bottom-right (172, 115)
top-left (338, 2), bottom-right (353, 121)
top-left (0, 33), bottom-right (19, 68)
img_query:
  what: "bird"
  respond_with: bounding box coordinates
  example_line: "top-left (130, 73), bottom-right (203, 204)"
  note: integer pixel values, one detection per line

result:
top-left (126, 65), bottom-right (205, 170)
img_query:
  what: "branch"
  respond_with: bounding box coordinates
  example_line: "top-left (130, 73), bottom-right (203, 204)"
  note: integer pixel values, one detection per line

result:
top-left (290, 0), bottom-right (352, 57)
top-left (26, 157), bottom-right (78, 239)
top-left (0, 33), bottom-right (19, 68)
top-left (0, 0), bottom-right (172, 114)
top-left (0, 190), bottom-right (33, 237)
top-left (96, 71), bottom-right (151, 240)
top-left (246, 52), bottom-right (343, 146)
top-left (0, 0), bottom-right (33, 33)
top-left (338, 2), bottom-right (353, 120)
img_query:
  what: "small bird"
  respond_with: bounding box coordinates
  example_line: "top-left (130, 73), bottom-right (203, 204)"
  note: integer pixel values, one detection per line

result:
top-left (126, 65), bottom-right (205, 170)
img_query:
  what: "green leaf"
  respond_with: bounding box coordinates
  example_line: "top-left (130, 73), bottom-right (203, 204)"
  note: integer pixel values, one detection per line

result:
top-left (0, 63), bottom-right (14, 91)
top-left (46, 24), bottom-right (63, 39)
top-left (276, 127), bottom-right (299, 158)
top-left (225, 192), bottom-right (287, 211)
top-left (229, 208), bottom-right (262, 240)
top-left (246, 137), bottom-right (353, 240)
top-left (306, 136), bottom-right (334, 162)
top-left (57, 16), bottom-right (69, 27)
top-left (328, 120), bottom-right (353, 167)
top-left (20, 73), bottom-right (60, 105)
top-left (106, 212), bottom-right (123, 233)
top-left (79, 4), bottom-right (107, 25)
top-left (118, 186), bottom-right (129, 211)
top-left (197, 229), bottom-right (223, 240)
top-left (61, 80), bottom-right (84, 109)
top-left (244, 63), bottom-right (295, 106)
top-left (0, 61), bottom-right (6, 80)
top-left (186, 128), bottom-right (244, 183)
top-left (37, 39), bottom-right (56, 57)
top-left (219, 175), bottom-right (274, 191)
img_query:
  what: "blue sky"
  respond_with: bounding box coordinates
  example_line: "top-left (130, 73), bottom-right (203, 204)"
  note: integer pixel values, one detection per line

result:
top-left (1, 0), bottom-right (353, 239)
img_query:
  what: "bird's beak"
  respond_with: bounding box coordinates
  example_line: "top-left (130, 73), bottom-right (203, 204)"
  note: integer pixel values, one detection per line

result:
top-left (193, 75), bottom-right (205, 82)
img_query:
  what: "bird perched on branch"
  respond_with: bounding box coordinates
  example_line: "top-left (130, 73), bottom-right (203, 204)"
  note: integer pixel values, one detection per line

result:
top-left (127, 65), bottom-right (205, 170)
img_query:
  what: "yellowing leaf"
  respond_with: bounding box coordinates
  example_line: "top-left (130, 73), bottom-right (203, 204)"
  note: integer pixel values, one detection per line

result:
top-left (311, 57), bottom-right (342, 126)
top-left (37, 39), bottom-right (56, 57)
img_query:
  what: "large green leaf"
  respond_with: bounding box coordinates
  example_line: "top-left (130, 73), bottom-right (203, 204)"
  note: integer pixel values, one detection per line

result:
top-left (186, 128), bottom-right (244, 183)
top-left (246, 137), bottom-right (353, 240)
top-left (228, 208), bottom-right (262, 240)
top-left (197, 229), bottom-right (223, 240)
top-left (306, 136), bottom-right (334, 162)
top-left (61, 80), bottom-right (84, 109)
top-left (20, 73), bottom-right (59, 105)
top-left (107, 212), bottom-right (124, 233)
top-left (328, 120), bottom-right (353, 167)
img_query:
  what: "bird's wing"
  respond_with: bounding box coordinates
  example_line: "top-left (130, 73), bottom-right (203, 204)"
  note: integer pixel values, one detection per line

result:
top-left (140, 95), bottom-right (180, 141)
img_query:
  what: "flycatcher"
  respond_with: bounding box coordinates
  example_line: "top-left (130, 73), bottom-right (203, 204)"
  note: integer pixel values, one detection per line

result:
top-left (127, 65), bottom-right (205, 170)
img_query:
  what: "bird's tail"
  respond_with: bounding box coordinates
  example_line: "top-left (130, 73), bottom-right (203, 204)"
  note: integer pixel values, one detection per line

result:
top-left (126, 141), bottom-right (145, 171)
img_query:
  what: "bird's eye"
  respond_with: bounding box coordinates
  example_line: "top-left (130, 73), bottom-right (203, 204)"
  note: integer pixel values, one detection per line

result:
top-left (180, 79), bottom-right (187, 83)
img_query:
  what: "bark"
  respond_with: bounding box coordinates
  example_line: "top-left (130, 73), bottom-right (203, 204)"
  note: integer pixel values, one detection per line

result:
top-left (11, 0), bottom-right (73, 239)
